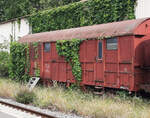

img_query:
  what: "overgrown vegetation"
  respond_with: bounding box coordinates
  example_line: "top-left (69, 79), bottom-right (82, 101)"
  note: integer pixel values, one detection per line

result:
top-left (0, 41), bottom-right (10, 77)
top-left (9, 42), bottom-right (30, 82)
top-left (0, 51), bottom-right (9, 77)
top-left (0, 78), bottom-right (150, 118)
top-left (0, 0), bottom-right (80, 22)
top-left (56, 39), bottom-right (82, 83)
top-left (29, 0), bottom-right (136, 33)
top-left (15, 88), bottom-right (36, 104)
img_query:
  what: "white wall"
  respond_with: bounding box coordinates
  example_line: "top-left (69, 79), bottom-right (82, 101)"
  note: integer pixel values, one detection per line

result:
top-left (135, 0), bottom-right (150, 19)
top-left (0, 18), bottom-right (31, 51)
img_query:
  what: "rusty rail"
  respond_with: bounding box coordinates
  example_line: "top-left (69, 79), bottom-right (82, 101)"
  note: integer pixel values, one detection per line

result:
top-left (0, 100), bottom-right (57, 118)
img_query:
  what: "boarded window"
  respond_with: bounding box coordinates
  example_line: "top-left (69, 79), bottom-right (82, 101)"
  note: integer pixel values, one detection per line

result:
top-left (44, 43), bottom-right (50, 52)
top-left (98, 42), bottom-right (102, 59)
top-left (106, 38), bottom-right (118, 50)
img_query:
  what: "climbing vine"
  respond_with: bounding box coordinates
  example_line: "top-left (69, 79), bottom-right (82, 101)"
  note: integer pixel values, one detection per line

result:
top-left (17, 18), bottom-right (21, 31)
top-left (29, 0), bottom-right (136, 33)
top-left (32, 42), bottom-right (40, 77)
top-left (9, 42), bottom-right (30, 82)
top-left (32, 42), bottom-right (39, 59)
top-left (56, 39), bottom-right (82, 83)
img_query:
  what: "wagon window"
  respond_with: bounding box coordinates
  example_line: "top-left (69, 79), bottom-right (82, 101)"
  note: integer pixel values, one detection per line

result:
top-left (98, 42), bottom-right (102, 59)
top-left (44, 43), bottom-right (50, 52)
top-left (106, 38), bottom-right (118, 50)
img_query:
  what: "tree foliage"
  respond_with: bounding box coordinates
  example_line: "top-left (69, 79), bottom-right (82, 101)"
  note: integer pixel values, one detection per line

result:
top-left (0, 0), bottom-right (80, 22)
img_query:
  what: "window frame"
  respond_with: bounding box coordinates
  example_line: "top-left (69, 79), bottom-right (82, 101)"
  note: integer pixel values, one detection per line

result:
top-left (44, 42), bottom-right (51, 52)
top-left (106, 37), bottom-right (118, 50)
top-left (98, 41), bottom-right (103, 59)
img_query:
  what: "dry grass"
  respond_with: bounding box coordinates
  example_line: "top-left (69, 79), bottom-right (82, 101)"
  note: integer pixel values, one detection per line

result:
top-left (0, 78), bottom-right (22, 98)
top-left (0, 78), bottom-right (150, 118)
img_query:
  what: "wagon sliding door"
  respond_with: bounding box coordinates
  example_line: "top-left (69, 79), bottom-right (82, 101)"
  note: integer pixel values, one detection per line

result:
top-left (81, 40), bottom-right (104, 86)
top-left (104, 38), bottom-right (118, 88)
top-left (81, 40), bottom-right (97, 85)
top-left (42, 42), bottom-right (67, 82)
top-left (119, 37), bottom-right (133, 90)
top-left (51, 43), bottom-right (67, 82)
top-left (95, 41), bottom-right (104, 86)
top-left (43, 43), bottom-right (51, 80)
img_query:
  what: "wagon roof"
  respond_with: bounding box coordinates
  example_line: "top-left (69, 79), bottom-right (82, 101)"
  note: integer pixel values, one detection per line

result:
top-left (19, 18), bottom-right (150, 43)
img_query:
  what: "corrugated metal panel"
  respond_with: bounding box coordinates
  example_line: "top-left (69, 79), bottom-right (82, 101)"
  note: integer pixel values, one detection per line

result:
top-left (19, 18), bottom-right (150, 43)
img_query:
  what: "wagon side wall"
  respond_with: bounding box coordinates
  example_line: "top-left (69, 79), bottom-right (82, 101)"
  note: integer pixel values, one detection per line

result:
top-left (133, 19), bottom-right (150, 91)
top-left (134, 34), bottom-right (150, 91)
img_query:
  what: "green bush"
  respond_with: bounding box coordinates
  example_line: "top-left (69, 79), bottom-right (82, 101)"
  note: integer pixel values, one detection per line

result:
top-left (15, 89), bottom-right (36, 104)
top-left (9, 42), bottom-right (30, 82)
top-left (0, 51), bottom-right (9, 77)
top-left (29, 0), bottom-right (136, 33)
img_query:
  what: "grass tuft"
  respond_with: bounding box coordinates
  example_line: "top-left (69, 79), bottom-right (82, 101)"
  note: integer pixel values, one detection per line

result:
top-left (15, 88), bottom-right (36, 104)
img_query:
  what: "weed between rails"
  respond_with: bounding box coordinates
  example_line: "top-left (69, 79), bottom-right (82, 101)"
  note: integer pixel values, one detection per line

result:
top-left (0, 78), bottom-right (150, 118)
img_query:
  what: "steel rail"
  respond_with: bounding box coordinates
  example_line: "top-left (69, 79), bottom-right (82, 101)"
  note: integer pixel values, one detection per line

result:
top-left (0, 100), bottom-right (57, 118)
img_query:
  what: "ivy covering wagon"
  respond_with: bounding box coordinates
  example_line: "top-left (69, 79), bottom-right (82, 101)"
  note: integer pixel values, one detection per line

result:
top-left (18, 18), bottom-right (150, 93)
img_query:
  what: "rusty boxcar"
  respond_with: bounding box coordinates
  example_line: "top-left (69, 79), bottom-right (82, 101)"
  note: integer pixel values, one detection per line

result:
top-left (19, 18), bottom-right (150, 92)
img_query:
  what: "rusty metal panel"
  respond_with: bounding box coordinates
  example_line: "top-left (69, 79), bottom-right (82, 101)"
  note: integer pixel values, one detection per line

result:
top-left (105, 63), bottom-right (117, 72)
top-left (119, 74), bottom-right (131, 89)
top-left (43, 62), bottom-right (51, 79)
top-left (51, 42), bottom-right (59, 59)
top-left (85, 40), bottom-right (97, 62)
top-left (67, 64), bottom-right (75, 83)
top-left (120, 36), bottom-right (133, 62)
top-left (119, 64), bottom-right (132, 72)
top-left (105, 51), bottom-right (118, 63)
top-left (56, 62), bottom-right (67, 82)
top-left (105, 73), bottom-right (117, 87)
top-left (19, 18), bottom-right (150, 43)
top-left (83, 63), bottom-right (95, 85)
top-left (51, 63), bottom-right (58, 81)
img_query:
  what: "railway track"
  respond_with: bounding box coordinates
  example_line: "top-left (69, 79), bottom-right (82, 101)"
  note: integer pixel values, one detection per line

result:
top-left (0, 100), bottom-right (57, 118)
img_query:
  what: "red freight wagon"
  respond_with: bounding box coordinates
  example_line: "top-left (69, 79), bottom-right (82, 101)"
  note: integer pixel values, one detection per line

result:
top-left (19, 18), bottom-right (150, 92)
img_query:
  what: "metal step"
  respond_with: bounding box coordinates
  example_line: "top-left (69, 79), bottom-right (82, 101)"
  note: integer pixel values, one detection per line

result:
top-left (26, 77), bottom-right (40, 91)
top-left (95, 86), bottom-right (103, 89)
top-left (93, 91), bottom-right (104, 95)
